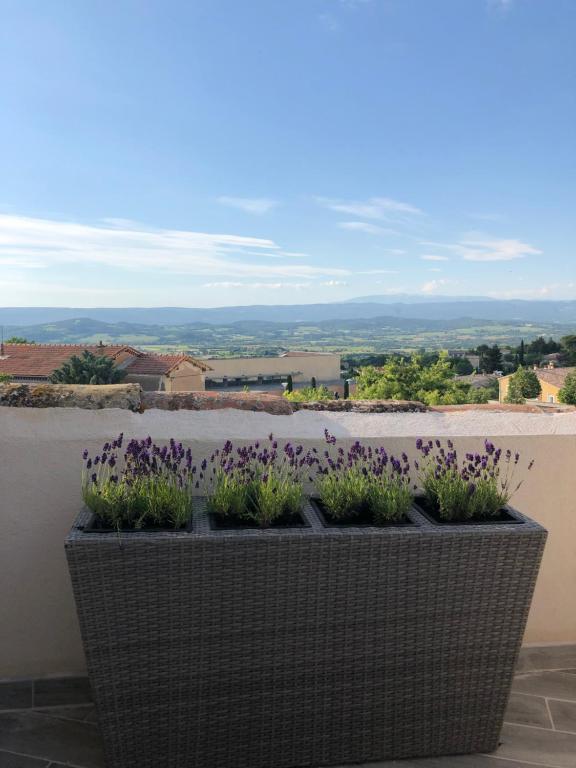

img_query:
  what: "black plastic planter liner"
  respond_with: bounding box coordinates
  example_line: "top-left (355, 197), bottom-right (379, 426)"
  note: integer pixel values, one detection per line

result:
top-left (311, 497), bottom-right (414, 528)
top-left (415, 496), bottom-right (524, 526)
top-left (66, 497), bottom-right (546, 768)
top-left (208, 509), bottom-right (310, 530)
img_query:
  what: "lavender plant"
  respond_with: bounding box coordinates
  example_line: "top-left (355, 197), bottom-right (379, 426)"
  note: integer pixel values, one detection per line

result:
top-left (203, 435), bottom-right (314, 527)
top-left (315, 431), bottom-right (413, 523)
top-left (415, 438), bottom-right (534, 521)
top-left (82, 434), bottom-right (194, 529)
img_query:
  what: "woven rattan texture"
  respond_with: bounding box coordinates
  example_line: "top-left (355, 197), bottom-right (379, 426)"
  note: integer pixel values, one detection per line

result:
top-left (66, 500), bottom-right (546, 768)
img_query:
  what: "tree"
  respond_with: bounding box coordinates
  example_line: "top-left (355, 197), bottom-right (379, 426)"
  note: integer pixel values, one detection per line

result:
top-left (560, 335), bottom-right (576, 365)
top-left (559, 371), bottom-right (576, 405)
top-left (504, 366), bottom-right (541, 404)
top-left (481, 345), bottom-right (503, 374)
top-left (451, 357), bottom-right (474, 376)
top-left (355, 355), bottom-right (471, 405)
top-left (343, 379), bottom-right (350, 400)
top-left (50, 351), bottom-right (126, 385)
top-left (285, 374), bottom-right (293, 393)
top-left (310, 376), bottom-right (317, 390)
top-left (518, 339), bottom-right (525, 366)
top-left (0, 373), bottom-right (11, 383)
top-left (5, 336), bottom-right (34, 344)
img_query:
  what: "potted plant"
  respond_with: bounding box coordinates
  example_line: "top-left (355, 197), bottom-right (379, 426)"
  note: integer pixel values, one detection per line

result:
top-left (80, 434), bottom-right (194, 530)
top-left (66, 433), bottom-right (546, 768)
top-left (414, 438), bottom-right (534, 524)
top-left (312, 430), bottom-right (414, 526)
top-left (203, 436), bottom-right (310, 528)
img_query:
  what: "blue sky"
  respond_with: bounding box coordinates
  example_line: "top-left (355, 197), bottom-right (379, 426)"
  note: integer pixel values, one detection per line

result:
top-left (0, 0), bottom-right (574, 307)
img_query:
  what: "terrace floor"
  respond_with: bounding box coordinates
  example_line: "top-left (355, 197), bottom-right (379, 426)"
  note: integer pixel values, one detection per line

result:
top-left (0, 646), bottom-right (575, 768)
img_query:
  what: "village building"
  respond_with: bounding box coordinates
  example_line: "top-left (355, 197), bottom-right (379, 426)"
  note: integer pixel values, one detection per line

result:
top-left (498, 366), bottom-right (576, 404)
top-left (0, 343), bottom-right (211, 392)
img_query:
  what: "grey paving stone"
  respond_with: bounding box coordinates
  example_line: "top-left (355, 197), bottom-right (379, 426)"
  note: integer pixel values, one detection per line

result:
top-left (33, 679), bottom-right (91, 709)
top-left (0, 750), bottom-right (49, 767)
top-left (549, 698), bottom-right (576, 734)
top-left (83, 709), bottom-right (98, 725)
top-left (0, 683), bottom-right (32, 712)
top-left (0, 712), bottom-right (103, 768)
top-left (504, 692), bottom-right (553, 728)
top-left (512, 670), bottom-right (576, 701)
top-left (331, 755), bottom-right (546, 768)
top-left (32, 706), bottom-right (95, 724)
top-left (498, 722), bottom-right (576, 767)
top-left (517, 645), bottom-right (576, 673)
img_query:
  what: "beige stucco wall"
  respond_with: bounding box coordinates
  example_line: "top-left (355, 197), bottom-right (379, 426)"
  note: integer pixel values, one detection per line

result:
top-left (205, 354), bottom-right (341, 383)
top-left (1, 406), bottom-right (575, 679)
top-left (499, 375), bottom-right (562, 404)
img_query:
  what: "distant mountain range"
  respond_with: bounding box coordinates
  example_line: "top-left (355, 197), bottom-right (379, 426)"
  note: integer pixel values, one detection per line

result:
top-left (2, 298), bottom-right (576, 327)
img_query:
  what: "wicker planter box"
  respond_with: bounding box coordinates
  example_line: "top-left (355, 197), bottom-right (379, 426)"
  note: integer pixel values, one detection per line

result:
top-left (66, 499), bottom-right (546, 768)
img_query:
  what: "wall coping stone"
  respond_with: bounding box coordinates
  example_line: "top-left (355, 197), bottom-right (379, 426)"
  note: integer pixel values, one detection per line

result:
top-left (1, 383), bottom-right (573, 415)
top-left (0, 383), bottom-right (142, 411)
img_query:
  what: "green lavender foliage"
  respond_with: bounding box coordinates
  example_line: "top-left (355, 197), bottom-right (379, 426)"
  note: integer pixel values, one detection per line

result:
top-left (204, 436), bottom-right (307, 527)
top-left (82, 435), bottom-right (194, 529)
top-left (416, 439), bottom-right (533, 520)
top-left (315, 432), bottom-right (413, 523)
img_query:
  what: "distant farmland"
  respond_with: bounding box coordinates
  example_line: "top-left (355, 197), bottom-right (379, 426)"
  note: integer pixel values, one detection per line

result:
top-left (5, 315), bottom-right (573, 356)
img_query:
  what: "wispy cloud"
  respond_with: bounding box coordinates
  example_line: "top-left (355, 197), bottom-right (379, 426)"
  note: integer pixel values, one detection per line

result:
top-left (217, 196), bottom-right (279, 215)
top-left (321, 280), bottom-right (348, 286)
top-left (0, 214), bottom-right (348, 279)
top-left (338, 221), bottom-right (398, 235)
top-left (318, 195), bottom-right (423, 220)
top-left (203, 281), bottom-right (311, 290)
top-left (421, 236), bottom-right (541, 262)
top-left (420, 254), bottom-right (449, 262)
top-left (421, 278), bottom-right (456, 294)
top-left (460, 238), bottom-right (541, 262)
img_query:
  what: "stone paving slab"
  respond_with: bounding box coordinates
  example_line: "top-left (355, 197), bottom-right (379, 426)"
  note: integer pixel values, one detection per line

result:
top-left (549, 698), bottom-right (576, 734)
top-left (0, 752), bottom-right (50, 768)
top-left (498, 723), bottom-right (576, 768)
top-left (504, 692), bottom-right (553, 728)
top-left (0, 713), bottom-right (103, 768)
top-left (512, 670), bottom-right (576, 700)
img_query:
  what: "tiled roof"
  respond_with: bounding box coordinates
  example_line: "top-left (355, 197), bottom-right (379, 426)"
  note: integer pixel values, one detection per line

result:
top-left (126, 354), bottom-right (212, 375)
top-left (0, 344), bottom-right (140, 377)
top-left (535, 367), bottom-right (576, 389)
top-left (0, 344), bottom-right (211, 378)
top-left (280, 351), bottom-right (335, 357)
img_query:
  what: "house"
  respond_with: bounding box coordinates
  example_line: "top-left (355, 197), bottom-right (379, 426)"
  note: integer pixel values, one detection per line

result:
top-left (498, 366), bottom-right (576, 404)
top-left (0, 343), bottom-right (212, 392)
top-left (447, 350), bottom-right (481, 370)
top-left (203, 351), bottom-right (341, 390)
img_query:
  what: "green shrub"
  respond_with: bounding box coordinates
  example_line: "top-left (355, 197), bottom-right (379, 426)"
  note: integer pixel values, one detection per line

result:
top-left (559, 371), bottom-right (576, 405)
top-left (284, 385), bottom-right (333, 402)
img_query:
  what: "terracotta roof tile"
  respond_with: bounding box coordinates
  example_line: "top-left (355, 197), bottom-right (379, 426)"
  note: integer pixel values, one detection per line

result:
top-left (0, 344), bottom-right (139, 377)
top-left (535, 367), bottom-right (576, 388)
top-left (126, 354), bottom-right (211, 375)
